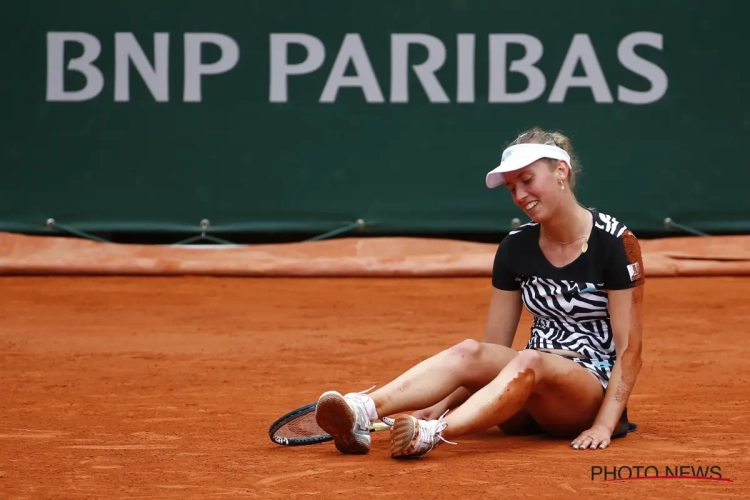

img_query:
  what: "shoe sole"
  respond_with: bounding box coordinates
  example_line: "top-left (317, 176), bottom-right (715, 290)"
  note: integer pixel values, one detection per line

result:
top-left (390, 414), bottom-right (419, 458)
top-left (315, 392), bottom-right (370, 454)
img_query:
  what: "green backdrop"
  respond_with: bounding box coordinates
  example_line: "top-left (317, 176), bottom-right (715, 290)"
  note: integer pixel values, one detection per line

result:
top-left (2, 1), bottom-right (748, 236)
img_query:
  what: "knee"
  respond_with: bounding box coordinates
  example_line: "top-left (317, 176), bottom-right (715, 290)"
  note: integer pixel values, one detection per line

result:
top-left (444, 339), bottom-right (486, 381)
top-left (447, 339), bottom-right (482, 370)
top-left (446, 339), bottom-right (484, 366)
top-left (512, 349), bottom-right (544, 372)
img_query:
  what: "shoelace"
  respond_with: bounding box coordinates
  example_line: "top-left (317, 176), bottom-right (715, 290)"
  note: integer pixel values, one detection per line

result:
top-left (418, 410), bottom-right (457, 448)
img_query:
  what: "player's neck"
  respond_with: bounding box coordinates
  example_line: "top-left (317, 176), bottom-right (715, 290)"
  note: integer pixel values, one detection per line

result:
top-left (541, 202), bottom-right (591, 245)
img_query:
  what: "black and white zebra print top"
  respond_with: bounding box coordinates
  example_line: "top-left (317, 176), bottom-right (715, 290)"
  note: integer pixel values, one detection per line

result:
top-left (492, 209), bottom-right (645, 364)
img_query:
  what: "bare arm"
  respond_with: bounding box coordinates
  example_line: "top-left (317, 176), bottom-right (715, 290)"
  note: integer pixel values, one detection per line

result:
top-left (482, 287), bottom-right (524, 346)
top-left (593, 284), bottom-right (644, 434)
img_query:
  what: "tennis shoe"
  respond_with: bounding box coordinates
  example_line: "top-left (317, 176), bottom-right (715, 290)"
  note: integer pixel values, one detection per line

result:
top-left (315, 389), bottom-right (374, 454)
top-left (390, 411), bottom-right (455, 459)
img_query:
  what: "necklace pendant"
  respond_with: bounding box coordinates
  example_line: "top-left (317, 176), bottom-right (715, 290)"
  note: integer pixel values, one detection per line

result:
top-left (582, 241), bottom-right (589, 253)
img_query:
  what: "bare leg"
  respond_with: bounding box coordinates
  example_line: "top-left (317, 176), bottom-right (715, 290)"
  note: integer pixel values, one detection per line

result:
top-left (498, 406), bottom-right (542, 435)
top-left (442, 350), bottom-right (604, 441)
top-left (440, 366), bottom-right (534, 440)
top-left (316, 340), bottom-right (529, 455)
top-left (315, 339), bottom-right (520, 454)
top-left (369, 339), bottom-right (519, 418)
top-left (389, 349), bottom-right (606, 458)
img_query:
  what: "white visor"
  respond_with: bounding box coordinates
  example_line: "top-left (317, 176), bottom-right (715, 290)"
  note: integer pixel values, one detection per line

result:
top-left (485, 143), bottom-right (570, 189)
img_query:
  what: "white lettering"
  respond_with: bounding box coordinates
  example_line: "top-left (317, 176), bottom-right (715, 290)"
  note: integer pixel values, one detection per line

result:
top-left (391, 34), bottom-right (449, 103)
top-left (617, 32), bottom-right (668, 104)
top-left (320, 34), bottom-right (384, 103)
top-left (46, 30), bottom-right (669, 106)
top-left (183, 33), bottom-right (239, 103)
top-left (269, 34), bottom-right (325, 103)
top-left (549, 34), bottom-right (613, 103)
top-left (456, 34), bottom-right (475, 103)
top-left (46, 32), bottom-right (104, 101)
top-left (114, 33), bottom-right (169, 102)
top-left (489, 34), bottom-right (545, 103)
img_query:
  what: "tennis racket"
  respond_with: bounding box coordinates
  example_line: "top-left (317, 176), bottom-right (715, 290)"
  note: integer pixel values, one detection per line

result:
top-left (269, 401), bottom-right (394, 446)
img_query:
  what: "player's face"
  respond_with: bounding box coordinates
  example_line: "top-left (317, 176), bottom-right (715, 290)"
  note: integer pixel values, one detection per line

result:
top-left (503, 160), bottom-right (560, 221)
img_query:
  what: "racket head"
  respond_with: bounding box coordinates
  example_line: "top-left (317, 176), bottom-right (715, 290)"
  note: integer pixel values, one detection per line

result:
top-left (268, 402), bottom-right (332, 446)
top-left (268, 403), bottom-right (395, 447)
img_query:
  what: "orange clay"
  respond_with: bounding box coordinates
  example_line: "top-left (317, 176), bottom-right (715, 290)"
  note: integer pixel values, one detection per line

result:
top-left (0, 276), bottom-right (748, 496)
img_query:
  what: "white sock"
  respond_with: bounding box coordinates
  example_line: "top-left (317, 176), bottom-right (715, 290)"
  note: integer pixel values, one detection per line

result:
top-left (363, 395), bottom-right (379, 421)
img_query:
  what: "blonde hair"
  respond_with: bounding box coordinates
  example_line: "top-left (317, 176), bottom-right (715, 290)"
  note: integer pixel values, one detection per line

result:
top-left (508, 127), bottom-right (582, 190)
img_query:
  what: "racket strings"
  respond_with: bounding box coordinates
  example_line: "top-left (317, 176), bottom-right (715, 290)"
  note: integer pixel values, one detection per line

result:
top-left (274, 412), bottom-right (325, 438)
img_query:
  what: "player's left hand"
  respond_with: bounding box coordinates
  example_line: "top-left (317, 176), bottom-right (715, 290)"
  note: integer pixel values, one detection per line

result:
top-left (570, 424), bottom-right (612, 450)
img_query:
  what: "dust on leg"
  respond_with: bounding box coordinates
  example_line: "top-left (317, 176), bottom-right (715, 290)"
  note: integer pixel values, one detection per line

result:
top-left (436, 350), bottom-right (604, 442)
top-left (440, 350), bottom-right (540, 441)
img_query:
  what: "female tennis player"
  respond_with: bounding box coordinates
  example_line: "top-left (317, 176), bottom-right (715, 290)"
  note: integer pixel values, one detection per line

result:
top-left (315, 127), bottom-right (645, 458)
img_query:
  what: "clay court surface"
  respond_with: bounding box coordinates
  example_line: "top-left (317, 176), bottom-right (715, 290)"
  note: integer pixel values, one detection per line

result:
top-left (1, 275), bottom-right (748, 499)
